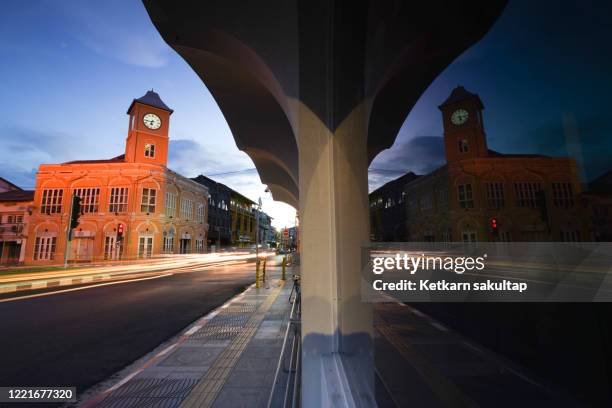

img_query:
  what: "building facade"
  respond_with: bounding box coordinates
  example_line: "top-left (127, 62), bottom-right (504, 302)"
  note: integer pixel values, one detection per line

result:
top-left (582, 171), bottom-right (612, 242)
top-left (405, 86), bottom-right (591, 243)
top-left (369, 172), bottom-right (420, 241)
top-left (192, 175), bottom-right (231, 247)
top-left (230, 190), bottom-right (256, 246)
top-left (0, 188), bottom-right (34, 264)
top-left (257, 211), bottom-right (274, 247)
top-left (25, 91), bottom-right (209, 264)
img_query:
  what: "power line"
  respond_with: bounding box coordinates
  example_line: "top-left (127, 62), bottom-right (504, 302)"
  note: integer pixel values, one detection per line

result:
top-left (206, 168), bottom-right (258, 177)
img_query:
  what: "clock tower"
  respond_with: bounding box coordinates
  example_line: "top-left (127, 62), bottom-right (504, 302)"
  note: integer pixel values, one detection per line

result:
top-left (439, 86), bottom-right (488, 163)
top-left (125, 90), bottom-right (173, 166)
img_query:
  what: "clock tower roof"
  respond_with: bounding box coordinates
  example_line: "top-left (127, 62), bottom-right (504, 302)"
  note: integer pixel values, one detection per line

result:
top-left (127, 90), bottom-right (174, 114)
top-left (438, 86), bottom-right (483, 110)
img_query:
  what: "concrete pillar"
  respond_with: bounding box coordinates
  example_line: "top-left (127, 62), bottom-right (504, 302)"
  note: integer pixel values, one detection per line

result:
top-left (299, 103), bottom-right (373, 406)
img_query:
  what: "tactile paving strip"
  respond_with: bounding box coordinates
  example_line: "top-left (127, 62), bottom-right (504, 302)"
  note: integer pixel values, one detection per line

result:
top-left (179, 284), bottom-right (285, 408)
top-left (185, 306), bottom-right (254, 342)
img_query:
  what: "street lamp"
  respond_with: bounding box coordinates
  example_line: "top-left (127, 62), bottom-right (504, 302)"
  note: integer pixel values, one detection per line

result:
top-left (255, 197), bottom-right (262, 261)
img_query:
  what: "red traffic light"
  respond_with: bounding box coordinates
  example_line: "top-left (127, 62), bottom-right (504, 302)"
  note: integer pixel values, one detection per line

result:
top-left (490, 217), bottom-right (498, 229)
top-left (117, 223), bottom-right (125, 233)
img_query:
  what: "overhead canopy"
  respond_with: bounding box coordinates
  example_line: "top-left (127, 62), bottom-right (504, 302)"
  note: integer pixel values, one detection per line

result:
top-left (143, 0), bottom-right (506, 208)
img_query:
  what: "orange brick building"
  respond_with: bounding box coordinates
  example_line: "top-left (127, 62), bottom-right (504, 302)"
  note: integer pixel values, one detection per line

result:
top-left (405, 86), bottom-right (592, 242)
top-left (25, 91), bottom-right (209, 264)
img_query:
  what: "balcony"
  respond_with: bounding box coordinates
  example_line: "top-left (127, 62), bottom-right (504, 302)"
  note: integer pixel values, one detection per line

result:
top-left (0, 223), bottom-right (25, 237)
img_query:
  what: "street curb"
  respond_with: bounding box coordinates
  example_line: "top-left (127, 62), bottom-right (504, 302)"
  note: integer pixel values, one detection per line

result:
top-left (0, 273), bottom-right (129, 295)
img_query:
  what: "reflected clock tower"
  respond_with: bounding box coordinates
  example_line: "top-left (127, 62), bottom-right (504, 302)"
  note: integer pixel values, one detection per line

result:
top-left (439, 86), bottom-right (488, 163)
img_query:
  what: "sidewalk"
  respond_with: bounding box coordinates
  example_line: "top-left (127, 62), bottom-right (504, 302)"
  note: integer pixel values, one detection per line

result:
top-left (84, 262), bottom-right (295, 408)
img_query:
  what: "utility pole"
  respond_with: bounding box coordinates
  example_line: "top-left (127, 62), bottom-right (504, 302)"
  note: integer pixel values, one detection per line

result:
top-left (63, 194), bottom-right (81, 268)
top-left (255, 197), bottom-right (261, 261)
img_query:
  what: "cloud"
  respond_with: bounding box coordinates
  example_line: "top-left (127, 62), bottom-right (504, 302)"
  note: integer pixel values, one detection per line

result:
top-left (0, 126), bottom-right (95, 178)
top-left (59, 0), bottom-right (170, 68)
top-left (369, 135), bottom-right (445, 191)
top-left (168, 139), bottom-right (251, 178)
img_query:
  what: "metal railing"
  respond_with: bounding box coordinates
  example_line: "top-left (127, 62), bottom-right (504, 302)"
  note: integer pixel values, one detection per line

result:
top-left (268, 274), bottom-right (301, 408)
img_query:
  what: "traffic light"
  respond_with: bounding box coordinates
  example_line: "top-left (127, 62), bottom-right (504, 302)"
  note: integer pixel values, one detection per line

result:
top-left (490, 217), bottom-right (498, 230)
top-left (117, 223), bottom-right (125, 242)
top-left (70, 195), bottom-right (82, 230)
top-left (490, 217), bottom-right (499, 236)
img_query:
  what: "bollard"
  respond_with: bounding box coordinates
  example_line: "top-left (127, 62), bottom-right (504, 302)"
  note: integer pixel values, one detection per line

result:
top-left (262, 258), bottom-right (267, 283)
top-left (255, 259), bottom-right (261, 289)
top-left (281, 256), bottom-right (286, 281)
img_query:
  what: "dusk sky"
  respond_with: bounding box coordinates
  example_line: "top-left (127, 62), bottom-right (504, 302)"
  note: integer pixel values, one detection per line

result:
top-left (1, 0), bottom-right (611, 228)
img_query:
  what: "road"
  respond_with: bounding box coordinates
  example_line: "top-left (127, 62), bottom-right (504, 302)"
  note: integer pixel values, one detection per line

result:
top-left (0, 253), bottom-right (266, 397)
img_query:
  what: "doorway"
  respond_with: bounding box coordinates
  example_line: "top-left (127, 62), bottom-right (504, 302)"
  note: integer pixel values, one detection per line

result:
top-left (104, 235), bottom-right (123, 260)
top-left (138, 236), bottom-right (153, 258)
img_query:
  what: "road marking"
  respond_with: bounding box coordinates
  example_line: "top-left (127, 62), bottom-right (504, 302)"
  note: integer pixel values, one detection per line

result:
top-left (106, 369), bottom-right (143, 392)
top-left (0, 273), bottom-right (173, 303)
top-left (463, 342), bottom-right (483, 354)
top-left (411, 308), bottom-right (426, 318)
top-left (430, 321), bottom-right (449, 332)
top-left (184, 325), bottom-right (203, 336)
top-left (505, 366), bottom-right (544, 388)
top-left (156, 344), bottom-right (177, 357)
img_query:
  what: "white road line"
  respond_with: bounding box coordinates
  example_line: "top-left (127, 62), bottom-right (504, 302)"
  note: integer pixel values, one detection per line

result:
top-left (430, 321), bottom-right (449, 332)
top-left (463, 341), bottom-right (483, 354)
top-left (0, 273), bottom-right (173, 303)
top-left (184, 325), bottom-right (202, 336)
top-left (106, 368), bottom-right (143, 392)
top-left (156, 344), bottom-right (177, 357)
top-left (411, 308), bottom-right (426, 318)
top-left (506, 366), bottom-right (543, 388)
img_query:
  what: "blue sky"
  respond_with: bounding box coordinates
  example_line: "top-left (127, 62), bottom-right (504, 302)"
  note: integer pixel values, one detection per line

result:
top-left (1, 1), bottom-right (611, 228)
top-left (370, 0), bottom-right (612, 189)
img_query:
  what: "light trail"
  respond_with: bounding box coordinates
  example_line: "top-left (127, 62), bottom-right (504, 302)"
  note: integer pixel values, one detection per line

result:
top-left (0, 251), bottom-right (276, 284)
top-left (0, 252), bottom-right (275, 301)
top-left (0, 273), bottom-right (174, 303)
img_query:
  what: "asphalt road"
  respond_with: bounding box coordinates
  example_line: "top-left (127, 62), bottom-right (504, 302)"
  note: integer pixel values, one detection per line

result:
top-left (0, 257), bottom-right (258, 396)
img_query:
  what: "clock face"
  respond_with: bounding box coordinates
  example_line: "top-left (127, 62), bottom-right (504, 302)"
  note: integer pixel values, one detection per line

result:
top-left (143, 113), bottom-right (162, 130)
top-left (451, 109), bottom-right (469, 125)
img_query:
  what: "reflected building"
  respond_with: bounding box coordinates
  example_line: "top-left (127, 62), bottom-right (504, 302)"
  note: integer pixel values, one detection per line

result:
top-left (582, 170), bottom-right (612, 241)
top-left (404, 86), bottom-right (592, 242)
top-left (369, 172), bottom-right (419, 241)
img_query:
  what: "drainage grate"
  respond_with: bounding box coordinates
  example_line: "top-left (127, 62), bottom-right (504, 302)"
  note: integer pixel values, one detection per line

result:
top-left (188, 325), bottom-right (242, 341)
top-left (96, 379), bottom-right (198, 408)
top-left (221, 304), bottom-right (257, 314)
top-left (97, 396), bottom-right (184, 408)
top-left (209, 314), bottom-right (250, 326)
top-left (109, 378), bottom-right (198, 398)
